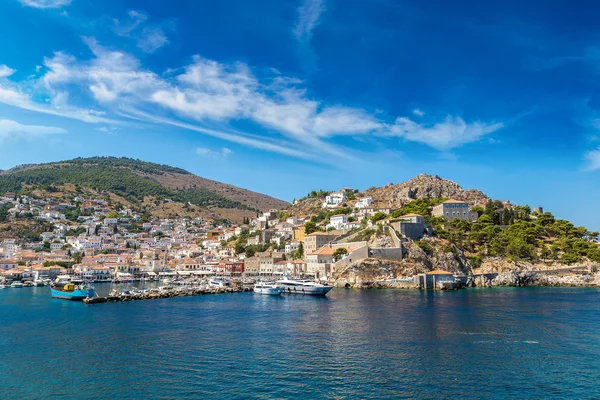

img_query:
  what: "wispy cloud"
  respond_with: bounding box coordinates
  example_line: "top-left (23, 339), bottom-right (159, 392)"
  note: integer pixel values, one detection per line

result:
top-left (196, 147), bottom-right (233, 158)
top-left (412, 108), bottom-right (425, 117)
top-left (584, 147), bottom-right (600, 171)
top-left (388, 116), bottom-right (504, 151)
top-left (18, 0), bottom-right (71, 8)
top-left (1, 37), bottom-right (503, 160)
top-left (0, 65), bottom-right (15, 78)
top-left (294, 0), bottom-right (325, 42)
top-left (137, 27), bottom-right (168, 53)
top-left (113, 10), bottom-right (169, 53)
top-left (0, 119), bottom-right (66, 141)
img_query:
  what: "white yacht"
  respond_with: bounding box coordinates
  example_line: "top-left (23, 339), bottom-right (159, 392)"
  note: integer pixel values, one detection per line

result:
top-left (276, 277), bottom-right (333, 296)
top-left (10, 282), bottom-right (24, 288)
top-left (253, 282), bottom-right (284, 296)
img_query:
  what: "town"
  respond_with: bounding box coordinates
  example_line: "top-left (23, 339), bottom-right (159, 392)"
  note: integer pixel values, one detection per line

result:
top-left (0, 186), bottom-right (491, 288)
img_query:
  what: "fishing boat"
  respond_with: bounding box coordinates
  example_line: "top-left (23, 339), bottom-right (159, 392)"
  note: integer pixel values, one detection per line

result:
top-left (50, 283), bottom-right (95, 301)
top-left (276, 277), bottom-right (333, 296)
top-left (10, 282), bottom-right (24, 288)
top-left (253, 282), bottom-right (284, 295)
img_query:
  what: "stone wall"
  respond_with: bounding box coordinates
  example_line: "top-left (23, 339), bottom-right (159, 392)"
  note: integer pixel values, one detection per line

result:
top-left (370, 247), bottom-right (403, 261)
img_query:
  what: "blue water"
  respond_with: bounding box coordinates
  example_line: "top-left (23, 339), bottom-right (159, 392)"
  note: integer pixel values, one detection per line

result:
top-left (1, 286), bottom-right (600, 399)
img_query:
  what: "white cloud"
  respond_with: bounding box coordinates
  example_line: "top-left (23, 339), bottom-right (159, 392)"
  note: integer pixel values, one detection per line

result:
top-left (584, 147), bottom-right (600, 171)
top-left (412, 108), bottom-right (425, 117)
top-left (196, 147), bottom-right (233, 158)
top-left (0, 119), bottom-right (66, 141)
top-left (138, 27), bottom-right (169, 53)
top-left (0, 65), bottom-right (15, 78)
top-left (389, 116), bottom-right (504, 151)
top-left (113, 10), bottom-right (147, 36)
top-left (1, 37), bottom-right (503, 159)
top-left (0, 82), bottom-right (114, 123)
top-left (113, 10), bottom-right (169, 53)
top-left (294, 0), bottom-right (325, 42)
top-left (19, 0), bottom-right (71, 8)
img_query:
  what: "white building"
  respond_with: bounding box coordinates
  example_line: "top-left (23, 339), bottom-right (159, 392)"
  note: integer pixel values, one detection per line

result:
top-left (322, 192), bottom-right (346, 209)
top-left (284, 241), bottom-right (300, 254)
top-left (355, 197), bottom-right (374, 209)
top-left (327, 215), bottom-right (348, 230)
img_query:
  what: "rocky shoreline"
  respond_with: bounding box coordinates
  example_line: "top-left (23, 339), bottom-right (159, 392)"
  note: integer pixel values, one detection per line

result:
top-left (329, 256), bottom-right (600, 289)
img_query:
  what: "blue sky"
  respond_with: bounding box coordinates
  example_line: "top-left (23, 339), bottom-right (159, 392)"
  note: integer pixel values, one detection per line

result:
top-left (1, 0), bottom-right (600, 229)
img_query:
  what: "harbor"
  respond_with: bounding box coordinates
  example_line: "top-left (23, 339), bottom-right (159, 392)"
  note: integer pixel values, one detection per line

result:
top-left (1, 274), bottom-right (334, 305)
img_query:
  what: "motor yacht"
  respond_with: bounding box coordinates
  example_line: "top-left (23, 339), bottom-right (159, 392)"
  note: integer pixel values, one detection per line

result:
top-left (275, 277), bottom-right (332, 296)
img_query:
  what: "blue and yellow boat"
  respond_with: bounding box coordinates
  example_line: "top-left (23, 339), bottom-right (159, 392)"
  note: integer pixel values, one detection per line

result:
top-left (50, 283), bottom-right (95, 301)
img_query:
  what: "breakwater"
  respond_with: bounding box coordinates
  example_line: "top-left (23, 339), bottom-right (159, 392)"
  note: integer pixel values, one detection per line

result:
top-left (82, 285), bottom-right (252, 304)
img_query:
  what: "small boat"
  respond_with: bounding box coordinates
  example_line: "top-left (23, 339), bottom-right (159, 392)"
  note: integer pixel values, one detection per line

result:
top-left (50, 283), bottom-right (96, 301)
top-left (276, 277), bottom-right (333, 296)
top-left (0, 284), bottom-right (7, 290)
top-left (253, 282), bottom-right (284, 295)
top-left (209, 279), bottom-right (232, 288)
top-left (10, 282), bottom-right (24, 288)
top-left (33, 279), bottom-right (46, 287)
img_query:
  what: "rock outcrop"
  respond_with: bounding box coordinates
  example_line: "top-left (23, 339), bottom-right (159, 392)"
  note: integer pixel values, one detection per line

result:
top-left (285, 173), bottom-right (490, 217)
top-left (330, 258), bottom-right (420, 288)
top-left (363, 174), bottom-right (490, 208)
top-left (490, 271), bottom-right (600, 287)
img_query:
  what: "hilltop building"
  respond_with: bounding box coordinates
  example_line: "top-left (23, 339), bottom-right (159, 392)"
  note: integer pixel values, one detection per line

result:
top-left (432, 200), bottom-right (478, 222)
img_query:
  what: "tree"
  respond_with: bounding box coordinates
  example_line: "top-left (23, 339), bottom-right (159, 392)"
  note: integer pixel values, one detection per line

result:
top-left (370, 212), bottom-right (387, 223)
top-left (106, 210), bottom-right (120, 219)
top-left (305, 221), bottom-right (318, 235)
top-left (297, 242), bottom-right (304, 258)
top-left (235, 242), bottom-right (246, 255)
top-left (333, 247), bottom-right (348, 261)
top-left (72, 252), bottom-right (83, 264)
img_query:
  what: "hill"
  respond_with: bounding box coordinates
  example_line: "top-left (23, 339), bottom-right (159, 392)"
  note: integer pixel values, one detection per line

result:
top-left (285, 174), bottom-right (489, 217)
top-left (285, 174), bottom-right (600, 274)
top-left (0, 157), bottom-right (287, 222)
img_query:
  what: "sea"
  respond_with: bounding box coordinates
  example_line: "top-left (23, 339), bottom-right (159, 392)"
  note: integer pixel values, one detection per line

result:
top-left (1, 285), bottom-right (599, 399)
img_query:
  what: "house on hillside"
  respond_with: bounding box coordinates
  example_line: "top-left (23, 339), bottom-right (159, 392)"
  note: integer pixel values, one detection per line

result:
top-left (322, 192), bottom-right (346, 209)
top-left (432, 200), bottom-right (478, 222)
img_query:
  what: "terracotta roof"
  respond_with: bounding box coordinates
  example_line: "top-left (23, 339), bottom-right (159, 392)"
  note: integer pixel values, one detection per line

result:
top-left (426, 269), bottom-right (454, 275)
top-left (310, 246), bottom-right (334, 256)
top-left (442, 199), bottom-right (467, 204)
top-left (401, 213), bottom-right (423, 217)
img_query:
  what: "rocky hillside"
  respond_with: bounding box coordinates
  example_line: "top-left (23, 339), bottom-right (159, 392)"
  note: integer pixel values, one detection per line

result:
top-left (285, 174), bottom-right (489, 216)
top-left (362, 174), bottom-right (489, 208)
top-left (0, 157), bottom-right (287, 222)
